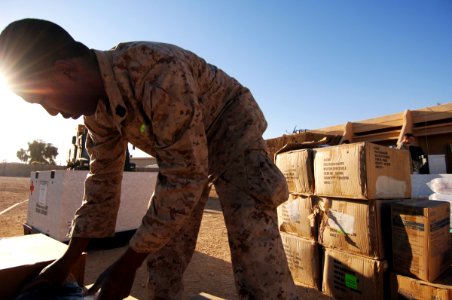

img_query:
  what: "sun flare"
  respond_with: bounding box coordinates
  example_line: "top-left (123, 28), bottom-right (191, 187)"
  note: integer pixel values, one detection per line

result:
top-left (0, 72), bottom-right (15, 99)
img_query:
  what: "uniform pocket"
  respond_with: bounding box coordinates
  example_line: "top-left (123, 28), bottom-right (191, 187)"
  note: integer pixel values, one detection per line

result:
top-left (244, 149), bottom-right (289, 208)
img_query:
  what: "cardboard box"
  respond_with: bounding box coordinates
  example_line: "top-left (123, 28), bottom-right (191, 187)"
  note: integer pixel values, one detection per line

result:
top-left (275, 149), bottom-right (315, 195)
top-left (314, 142), bottom-right (411, 200)
top-left (390, 270), bottom-right (452, 300)
top-left (318, 197), bottom-right (402, 259)
top-left (280, 232), bottom-right (321, 290)
top-left (391, 199), bottom-right (451, 282)
top-left (277, 194), bottom-right (318, 240)
top-left (0, 234), bottom-right (86, 300)
top-left (322, 248), bottom-right (387, 300)
top-left (27, 170), bottom-right (157, 241)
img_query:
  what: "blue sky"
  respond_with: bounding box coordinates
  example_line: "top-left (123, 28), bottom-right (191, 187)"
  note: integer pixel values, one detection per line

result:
top-left (0, 1), bottom-right (451, 163)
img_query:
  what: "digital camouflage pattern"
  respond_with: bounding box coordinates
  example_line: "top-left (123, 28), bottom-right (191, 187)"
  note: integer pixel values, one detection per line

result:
top-left (147, 138), bottom-right (298, 299)
top-left (69, 42), bottom-right (298, 298)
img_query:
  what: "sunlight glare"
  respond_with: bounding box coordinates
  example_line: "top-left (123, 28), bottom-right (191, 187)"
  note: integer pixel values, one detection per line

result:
top-left (0, 72), bottom-right (15, 99)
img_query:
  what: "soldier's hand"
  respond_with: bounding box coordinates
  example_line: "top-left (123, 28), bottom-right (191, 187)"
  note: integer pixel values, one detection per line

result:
top-left (21, 237), bottom-right (90, 293)
top-left (85, 262), bottom-right (135, 300)
top-left (84, 246), bottom-right (148, 300)
top-left (21, 256), bottom-right (73, 292)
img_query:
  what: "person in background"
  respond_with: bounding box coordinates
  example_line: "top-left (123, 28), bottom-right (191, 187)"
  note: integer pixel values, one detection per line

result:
top-left (398, 133), bottom-right (428, 174)
top-left (0, 18), bottom-right (298, 300)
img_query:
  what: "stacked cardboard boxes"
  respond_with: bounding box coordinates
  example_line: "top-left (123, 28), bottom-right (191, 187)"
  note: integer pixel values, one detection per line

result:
top-left (276, 148), bottom-right (321, 290)
top-left (390, 199), bottom-right (451, 299)
top-left (276, 142), bottom-right (413, 299)
top-left (280, 232), bottom-right (320, 289)
top-left (313, 142), bottom-right (411, 200)
top-left (322, 248), bottom-right (388, 300)
top-left (275, 148), bottom-right (315, 195)
top-left (318, 198), bottom-right (398, 259)
top-left (315, 142), bottom-right (411, 300)
top-left (390, 268), bottom-right (452, 299)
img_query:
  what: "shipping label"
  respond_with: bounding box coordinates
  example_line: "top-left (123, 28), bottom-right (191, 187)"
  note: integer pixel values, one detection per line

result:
top-left (345, 273), bottom-right (358, 290)
top-left (373, 147), bottom-right (391, 169)
top-left (392, 216), bottom-right (425, 231)
top-left (332, 258), bottom-right (362, 294)
top-left (282, 168), bottom-right (297, 183)
top-left (328, 210), bottom-right (355, 235)
top-left (322, 158), bottom-right (349, 185)
top-left (38, 181), bottom-right (48, 206)
top-left (285, 199), bottom-right (301, 223)
top-left (282, 236), bottom-right (304, 271)
top-left (36, 181), bottom-right (48, 216)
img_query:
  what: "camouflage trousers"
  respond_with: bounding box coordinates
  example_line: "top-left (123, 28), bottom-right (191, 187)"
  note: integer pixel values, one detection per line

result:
top-left (146, 138), bottom-right (298, 299)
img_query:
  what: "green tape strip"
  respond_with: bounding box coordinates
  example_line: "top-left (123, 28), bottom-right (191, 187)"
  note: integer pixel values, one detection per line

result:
top-left (345, 273), bottom-right (358, 290)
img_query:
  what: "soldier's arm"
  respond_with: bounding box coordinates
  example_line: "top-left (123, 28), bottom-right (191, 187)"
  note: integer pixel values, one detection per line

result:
top-left (129, 63), bottom-right (209, 254)
top-left (85, 63), bottom-right (209, 299)
top-left (70, 121), bottom-right (127, 239)
top-left (21, 237), bottom-right (90, 290)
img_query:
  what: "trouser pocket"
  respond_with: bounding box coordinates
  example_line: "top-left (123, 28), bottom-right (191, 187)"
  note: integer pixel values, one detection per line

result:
top-left (244, 148), bottom-right (289, 208)
top-left (220, 144), bottom-right (289, 209)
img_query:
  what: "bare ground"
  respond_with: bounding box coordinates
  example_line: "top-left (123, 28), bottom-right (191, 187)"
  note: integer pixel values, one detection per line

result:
top-left (0, 176), bottom-right (331, 299)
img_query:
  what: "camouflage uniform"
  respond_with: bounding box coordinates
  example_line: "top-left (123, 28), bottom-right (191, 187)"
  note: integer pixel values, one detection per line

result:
top-left (69, 42), bottom-right (298, 299)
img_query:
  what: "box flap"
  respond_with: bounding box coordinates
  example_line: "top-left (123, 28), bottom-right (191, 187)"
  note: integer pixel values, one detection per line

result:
top-left (0, 234), bottom-right (67, 269)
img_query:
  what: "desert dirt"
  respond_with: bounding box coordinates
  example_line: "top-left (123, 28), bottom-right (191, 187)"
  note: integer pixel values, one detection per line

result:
top-left (0, 176), bottom-right (331, 299)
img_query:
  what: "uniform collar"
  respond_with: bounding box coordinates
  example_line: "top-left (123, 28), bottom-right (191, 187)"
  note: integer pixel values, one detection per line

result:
top-left (93, 49), bottom-right (128, 128)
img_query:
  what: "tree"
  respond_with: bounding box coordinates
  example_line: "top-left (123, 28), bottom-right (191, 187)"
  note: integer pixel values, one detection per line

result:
top-left (16, 140), bottom-right (59, 165)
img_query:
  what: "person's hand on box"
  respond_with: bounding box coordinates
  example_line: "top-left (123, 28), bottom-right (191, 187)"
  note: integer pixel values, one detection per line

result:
top-left (84, 247), bottom-right (148, 300)
top-left (21, 237), bottom-right (90, 293)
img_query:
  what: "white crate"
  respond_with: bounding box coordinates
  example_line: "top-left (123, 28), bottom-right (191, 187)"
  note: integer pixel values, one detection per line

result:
top-left (26, 170), bottom-right (157, 241)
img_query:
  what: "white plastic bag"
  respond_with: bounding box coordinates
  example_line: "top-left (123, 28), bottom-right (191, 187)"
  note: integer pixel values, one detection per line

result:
top-left (429, 193), bottom-right (452, 201)
top-left (426, 178), bottom-right (452, 195)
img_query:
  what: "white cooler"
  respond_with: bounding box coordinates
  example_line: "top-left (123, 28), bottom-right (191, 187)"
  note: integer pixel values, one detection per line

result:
top-left (26, 170), bottom-right (157, 241)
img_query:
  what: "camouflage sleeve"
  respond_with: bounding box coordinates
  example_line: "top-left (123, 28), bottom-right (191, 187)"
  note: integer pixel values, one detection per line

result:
top-left (70, 114), bottom-right (127, 238)
top-left (129, 63), bottom-right (209, 253)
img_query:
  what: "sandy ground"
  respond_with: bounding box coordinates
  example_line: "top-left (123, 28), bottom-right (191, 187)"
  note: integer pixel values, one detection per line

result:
top-left (0, 176), bottom-right (331, 299)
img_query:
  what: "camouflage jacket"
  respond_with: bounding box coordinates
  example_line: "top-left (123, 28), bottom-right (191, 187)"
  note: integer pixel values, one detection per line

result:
top-left (70, 42), bottom-right (267, 253)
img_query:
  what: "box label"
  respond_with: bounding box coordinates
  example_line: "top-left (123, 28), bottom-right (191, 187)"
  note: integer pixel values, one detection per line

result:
top-left (373, 147), bottom-right (391, 169)
top-left (322, 159), bottom-right (349, 185)
top-left (345, 273), bottom-right (358, 290)
top-left (331, 258), bottom-right (363, 295)
top-left (328, 210), bottom-right (355, 235)
top-left (286, 199), bottom-right (301, 223)
top-left (431, 218), bottom-right (449, 232)
top-left (38, 181), bottom-right (48, 206)
top-left (36, 181), bottom-right (49, 215)
top-left (392, 216), bottom-right (425, 231)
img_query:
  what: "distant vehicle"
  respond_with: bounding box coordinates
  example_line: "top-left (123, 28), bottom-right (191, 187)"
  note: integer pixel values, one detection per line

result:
top-left (66, 124), bottom-right (135, 171)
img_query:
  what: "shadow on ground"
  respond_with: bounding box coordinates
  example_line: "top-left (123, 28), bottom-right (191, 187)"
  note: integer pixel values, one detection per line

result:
top-left (84, 247), bottom-right (237, 300)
